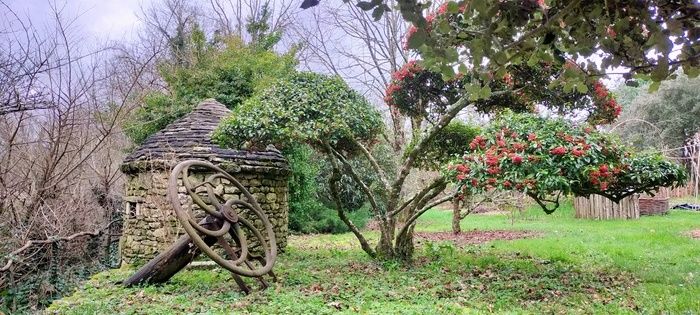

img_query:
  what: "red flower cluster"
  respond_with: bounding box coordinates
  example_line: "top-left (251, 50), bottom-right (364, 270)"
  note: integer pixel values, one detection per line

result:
top-left (550, 146), bottom-right (567, 155)
top-left (404, 26), bottom-right (418, 50)
top-left (450, 163), bottom-right (471, 181)
top-left (606, 25), bottom-right (617, 38)
top-left (485, 153), bottom-right (499, 166)
top-left (589, 164), bottom-right (614, 190)
top-left (403, 2), bottom-right (462, 50)
top-left (391, 60), bottom-right (421, 81)
top-left (503, 73), bottom-right (514, 86)
top-left (591, 81), bottom-right (622, 124)
top-left (437, 2), bottom-right (448, 15)
top-left (384, 83), bottom-right (401, 104)
top-left (384, 60), bottom-right (422, 105)
top-left (469, 135), bottom-right (487, 150)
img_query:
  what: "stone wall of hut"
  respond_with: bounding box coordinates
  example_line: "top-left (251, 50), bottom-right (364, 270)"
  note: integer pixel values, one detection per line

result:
top-left (120, 167), bottom-right (288, 265)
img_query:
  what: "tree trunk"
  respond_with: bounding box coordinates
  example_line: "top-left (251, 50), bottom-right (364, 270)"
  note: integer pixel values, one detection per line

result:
top-left (389, 106), bottom-right (406, 152)
top-left (452, 197), bottom-right (461, 234)
top-left (375, 217), bottom-right (396, 258)
top-left (394, 224), bottom-right (415, 262)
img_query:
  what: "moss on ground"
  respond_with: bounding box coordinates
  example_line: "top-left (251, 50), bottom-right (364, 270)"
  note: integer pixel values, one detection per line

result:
top-left (46, 200), bottom-right (700, 314)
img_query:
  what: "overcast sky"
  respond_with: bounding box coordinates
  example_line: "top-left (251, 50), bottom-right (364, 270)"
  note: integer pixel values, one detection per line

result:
top-left (6, 0), bottom-right (149, 42)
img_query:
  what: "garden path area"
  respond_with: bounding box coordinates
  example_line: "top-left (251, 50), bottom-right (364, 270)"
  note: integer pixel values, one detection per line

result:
top-left (47, 199), bottom-right (700, 314)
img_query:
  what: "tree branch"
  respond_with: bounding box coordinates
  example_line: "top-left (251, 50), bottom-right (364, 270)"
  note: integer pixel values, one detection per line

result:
top-left (395, 181), bottom-right (450, 242)
top-left (0, 219), bottom-right (120, 272)
top-left (349, 137), bottom-right (390, 192)
top-left (389, 176), bottom-right (445, 217)
top-left (324, 142), bottom-right (376, 257)
top-left (329, 147), bottom-right (383, 215)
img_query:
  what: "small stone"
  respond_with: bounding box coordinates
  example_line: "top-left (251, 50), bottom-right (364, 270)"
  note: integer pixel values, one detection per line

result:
top-left (153, 228), bottom-right (167, 238)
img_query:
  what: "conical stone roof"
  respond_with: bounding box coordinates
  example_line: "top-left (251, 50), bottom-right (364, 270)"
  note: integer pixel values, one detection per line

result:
top-left (121, 99), bottom-right (288, 175)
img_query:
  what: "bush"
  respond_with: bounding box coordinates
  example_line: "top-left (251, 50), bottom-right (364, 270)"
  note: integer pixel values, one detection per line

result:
top-left (214, 72), bottom-right (384, 155)
top-left (288, 199), bottom-right (372, 234)
top-left (410, 121), bottom-right (481, 171)
top-left (285, 144), bottom-right (371, 234)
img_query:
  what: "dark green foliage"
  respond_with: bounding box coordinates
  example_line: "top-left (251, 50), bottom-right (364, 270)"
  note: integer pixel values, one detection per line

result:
top-left (125, 37), bottom-right (297, 145)
top-left (316, 142), bottom-right (397, 212)
top-left (285, 145), bottom-right (371, 234)
top-left (288, 199), bottom-right (372, 234)
top-left (393, 0), bottom-right (699, 86)
top-left (214, 72), bottom-right (384, 155)
top-left (412, 121), bottom-right (480, 171)
top-left (124, 93), bottom-right (192, 145)
top-left (615, 75), bottom-right (700, 149)
top-left (386, 62), bottom-right (621, 126)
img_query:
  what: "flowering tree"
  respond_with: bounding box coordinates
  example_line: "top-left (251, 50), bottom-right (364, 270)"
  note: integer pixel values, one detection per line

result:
top-left (445, 112), bottom-right (686, 213)
top-left (385, 60), bottom-right (623, 129)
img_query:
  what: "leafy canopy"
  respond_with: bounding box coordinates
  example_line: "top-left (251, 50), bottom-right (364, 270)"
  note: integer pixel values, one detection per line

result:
top-left (445, 112), bottom-right (687, 213)
top-left (338, 0), bottom-right (700, 93)
top-left (386, 60), bottom-right (622, 125)
top-left (214, 72), bottom-right (384, 154)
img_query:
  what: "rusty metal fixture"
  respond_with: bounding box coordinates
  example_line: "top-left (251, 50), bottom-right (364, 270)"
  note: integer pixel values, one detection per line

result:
top-left (168, 160), bottom-right (278, 278)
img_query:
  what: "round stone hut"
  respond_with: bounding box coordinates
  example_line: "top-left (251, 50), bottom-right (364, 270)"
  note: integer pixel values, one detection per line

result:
top-left (119, 99), bottom-right (290, 265)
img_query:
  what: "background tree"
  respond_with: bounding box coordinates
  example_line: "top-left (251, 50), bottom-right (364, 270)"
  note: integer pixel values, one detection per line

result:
top-left (123, 36), bottom-right (297, 144)
top-left (123, 0), bottom-right (299, 145)
top-left (612, 74), bottom-right (700, 198)
top-left (206, 0), bottom-right (294, 45)
top-left (614, 75), bottom-right (700, 150)
top-left (0, 3), bottom-right (155, 310)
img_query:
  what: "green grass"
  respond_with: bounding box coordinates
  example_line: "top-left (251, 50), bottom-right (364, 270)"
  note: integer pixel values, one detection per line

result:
top-left (46, 200), bottom-right (700, 314)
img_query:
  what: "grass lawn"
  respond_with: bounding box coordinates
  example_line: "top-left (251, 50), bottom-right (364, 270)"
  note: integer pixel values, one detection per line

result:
top-left (47, 199), bottom-right (700, 314)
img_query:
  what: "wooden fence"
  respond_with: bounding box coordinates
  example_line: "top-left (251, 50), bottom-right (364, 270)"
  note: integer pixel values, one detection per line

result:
top-left (574, 194), bottom-right (640, 220)
top-left (656, 181), bottom-right (698, 198)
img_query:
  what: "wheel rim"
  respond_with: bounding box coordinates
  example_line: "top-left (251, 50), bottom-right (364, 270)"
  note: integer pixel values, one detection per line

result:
top-left (167, 160), bottom-right (277, 277)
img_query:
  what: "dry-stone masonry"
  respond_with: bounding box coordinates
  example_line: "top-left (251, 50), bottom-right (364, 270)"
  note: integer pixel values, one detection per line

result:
top-left (120, 99), bottom-right (289, 265)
